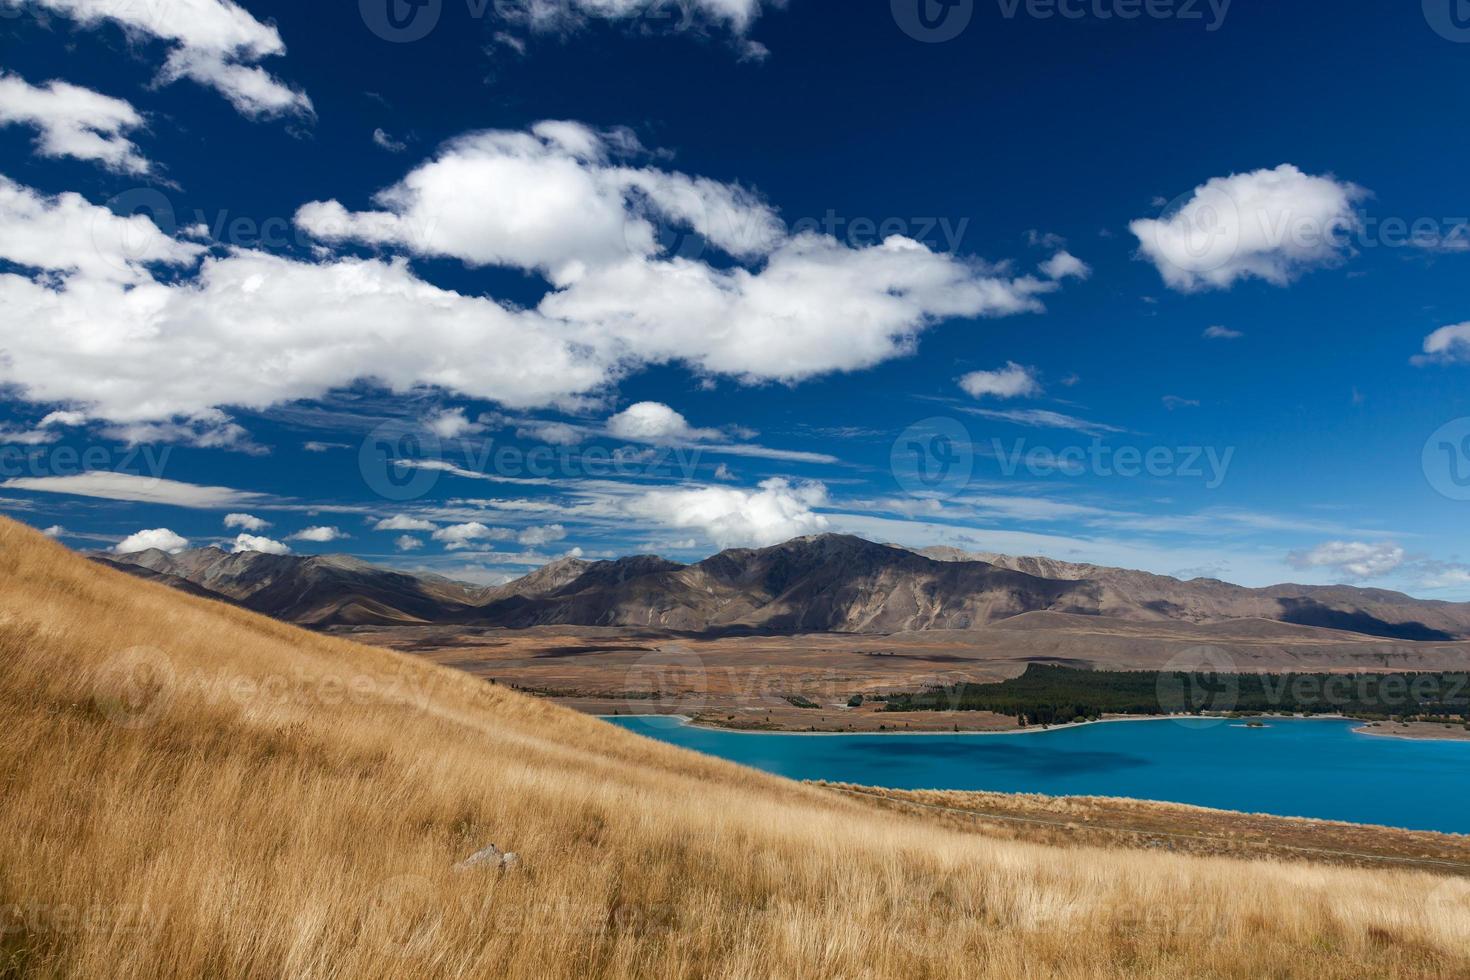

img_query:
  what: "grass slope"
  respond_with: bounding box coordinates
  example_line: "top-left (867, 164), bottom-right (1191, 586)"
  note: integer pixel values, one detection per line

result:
top-left (1, 518), bottom-right (1468, 979)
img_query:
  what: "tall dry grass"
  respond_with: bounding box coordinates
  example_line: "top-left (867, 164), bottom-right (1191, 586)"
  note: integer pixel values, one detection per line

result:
top-left (1, 516), bottom-right (1468, 979)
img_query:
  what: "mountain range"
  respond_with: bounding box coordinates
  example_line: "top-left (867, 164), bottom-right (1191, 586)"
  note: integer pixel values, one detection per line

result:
top-left (93, 534), bottom-right (1470, 641)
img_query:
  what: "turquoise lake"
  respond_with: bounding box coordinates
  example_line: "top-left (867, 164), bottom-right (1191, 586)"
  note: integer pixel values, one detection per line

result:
top-left (607, 715), bottom-right (1470, 834)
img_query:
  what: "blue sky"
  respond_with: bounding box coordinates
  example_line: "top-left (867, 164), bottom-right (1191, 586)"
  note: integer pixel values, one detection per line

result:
top-left (1, 0), bottom-right (1468, 594)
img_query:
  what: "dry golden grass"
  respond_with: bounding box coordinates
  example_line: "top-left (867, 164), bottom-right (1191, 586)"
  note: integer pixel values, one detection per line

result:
top-left (2, 516), bottom-right (1469, 979)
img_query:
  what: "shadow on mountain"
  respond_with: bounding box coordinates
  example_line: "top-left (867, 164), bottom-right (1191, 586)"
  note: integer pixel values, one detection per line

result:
top-left (1276, 598), bottom-right (1454, 641)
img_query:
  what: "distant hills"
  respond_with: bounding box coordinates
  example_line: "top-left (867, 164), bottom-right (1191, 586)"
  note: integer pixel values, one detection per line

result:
top-left (96, 534), bottom-right (1470, 640)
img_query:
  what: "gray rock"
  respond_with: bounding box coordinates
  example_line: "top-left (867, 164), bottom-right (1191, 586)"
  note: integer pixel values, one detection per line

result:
top-left (454, 844), bottom-right (519, 872)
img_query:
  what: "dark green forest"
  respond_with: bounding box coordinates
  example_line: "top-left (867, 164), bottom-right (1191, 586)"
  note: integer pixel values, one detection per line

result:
top-left (881, 664), bottom-right (1470, 727)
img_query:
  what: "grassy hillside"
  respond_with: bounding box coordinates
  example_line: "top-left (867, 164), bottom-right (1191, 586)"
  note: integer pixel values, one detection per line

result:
top-left (1, 517), bottom-right (1468, 979)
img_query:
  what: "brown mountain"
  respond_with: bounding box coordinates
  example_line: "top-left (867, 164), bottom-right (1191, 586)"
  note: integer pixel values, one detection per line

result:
top-left (98, 534), bottom-right (1470, 640)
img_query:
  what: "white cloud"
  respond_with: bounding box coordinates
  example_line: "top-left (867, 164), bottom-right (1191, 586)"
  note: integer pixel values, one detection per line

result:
top-left (113, 527), bottom-right (188, 555)
top-left (0, 123), bottom-right (1072, 429)
top-left (230, 532), bottom-right (290, 555)
top-left (372, 128), bottom-right (406, 153)
top-left (0, 408), bottom-right (89, 445)
top-left (99, 411), bottom-right (253, 451)
top-left (0, 72), bottom-right (151, 174)
top-left (288, 525), bottom-right (347, 543)
top-left (1, 472), bottom-right (265, 508)
top-left (374, 515), bottom-right (437, 532)
top-left (296, 122), bottom-right (783, 282)
top-left (0, 176), bottom-right (203, 285)
top-left (961, 407), bottom-right (1124, 436)
top-left (618, 477), bottom-right (829, 549)
top-left (432, 522), bottom-right (516, 550)
top-left (958, 362), bottom-right (1042, 400)
top-left (299, 123), bottom-right (1066, 380)
top-left (1203, 325), bottom-right (1243, 340)
top-left (41, 524), bottom-right (63, 537)
top-left (1287, 541), bottom-right (1405, 580)
top-left (1413, 322), bottom-right (1470, 366)
top-left (517, 421), bottom-right (586, 446)
top-left (39, 410), bottom-right (86, 428)
top-left (517, 523), bottom-right (567, 546)
top-left (542, 233), bottom-right (1059, 383)
top-left (14, 0), bottom-right (310, 119)
top-left (606, 402), bottom-right (718, 443)
top-left (426, 407), bottom-right (482, 440)
top-left (505, 0), bottom-right (770, 34)
top-left (1414, 562), bottom-right (1470, 590)
top-left (0, 192), bottom-right (604, 421)
top-left (223, 512), bottom-right (269, 531)
top-left (394, 535), bottom-right (424, 552)
top-left (1038, 250), bottom-right (1090, 280)
top-left (1130, 164), bottom-right (1364, 292)
top-left (601, 401), bottom-right (837, 463)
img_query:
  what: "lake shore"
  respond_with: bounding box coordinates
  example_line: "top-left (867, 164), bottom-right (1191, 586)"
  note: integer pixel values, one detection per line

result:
top-left (1353, 719), bottom-right (1470, 742)
top-left (603, 711), bottom-right (1349, 738)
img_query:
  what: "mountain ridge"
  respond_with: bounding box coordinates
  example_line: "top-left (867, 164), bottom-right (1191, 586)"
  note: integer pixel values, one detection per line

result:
top-left (96, 533), bottom-right (1470, 640)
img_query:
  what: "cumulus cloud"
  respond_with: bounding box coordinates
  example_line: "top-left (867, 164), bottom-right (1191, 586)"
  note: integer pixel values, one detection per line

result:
top-left (1203, 325), bottom-right (1244, 340)
top-left (113, 527), bottom-right (189, 554)
top-left (0, 122), bottom-right (1074, 429)
top-left (0, 72), bottom-right (151, 174)
top-left (230, 532), bottom-right (290, 555)
top-left (100, 411), bottom-right (255, 451)
top-left (1287, 540), bottom-right (1405, 580)
top-left (1413, 322), bottom-right (1470, 366)
top-left (432, 522), bottom-right (516, 550)
top-left (288, 525), bottom-right (347, 543)
top-left (374, 515), bottom-right (437, 532)
top-left (517, 523), bottom-right (567, 546)
top-left (0, 176), bottom-right (202, 285)
top-left (426, 407), bottom-right (482, 439)
top-left (223, 512), bottom-right (269, 531)
top-left (296, 122), bottom-right (784, 282)
top-left (606, 402), bottom-right (719, 443)
top-left (1038, 250), bottom-right (1090, 280)
top-left (958, 362), bottom-right (1042, 400)
top-left (1130, 164), bottom-right (1365, 292)
top-left (618, 477), bottom-right (829, 549)
top-left (394, 535), bottom-right (424, 552)
top-left (517, 421), bottom-right (586, 446)
top-left (0, 182), bottom-right (604, 421)
top-left (1414, 561), bottom-right (1470, 590)
top-left (41, 524), bottom-right (63, 537)
top-left (13, 0), bottom-right (311, 119)
top-left (0, 408), bottom-right (88, 445)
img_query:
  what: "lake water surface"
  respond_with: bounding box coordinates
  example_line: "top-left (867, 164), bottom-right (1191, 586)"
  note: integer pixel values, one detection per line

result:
top-left (607, 715), bottom-right (1470, 834)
